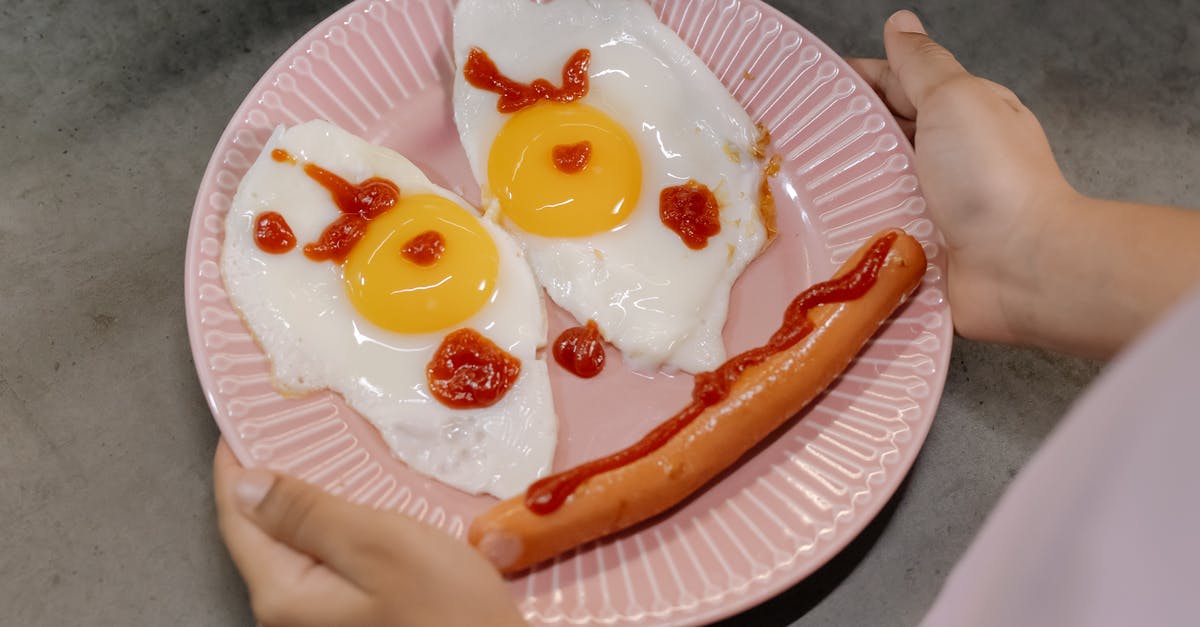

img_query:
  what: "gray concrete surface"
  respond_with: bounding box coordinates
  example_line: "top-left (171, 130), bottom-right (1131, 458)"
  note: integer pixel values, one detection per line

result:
top-left (1, 0), bottom-right (1195, 625)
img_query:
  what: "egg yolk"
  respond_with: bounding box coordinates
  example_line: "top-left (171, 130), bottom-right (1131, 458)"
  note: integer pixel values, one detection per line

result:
top-left (488, 102), bottom-right (641, 237)
top-left (343, 194), bottom-right (498, 334)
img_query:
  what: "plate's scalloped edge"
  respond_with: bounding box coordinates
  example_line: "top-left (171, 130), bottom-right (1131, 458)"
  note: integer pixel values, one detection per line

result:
top-left (186, 0), bottom-right (371, 469)
top-left (183, 0), bottom-right (953, 625)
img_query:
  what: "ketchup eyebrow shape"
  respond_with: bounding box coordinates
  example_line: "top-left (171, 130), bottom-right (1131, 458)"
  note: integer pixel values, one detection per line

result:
top-left (463, 47), bottom-right (591, 113)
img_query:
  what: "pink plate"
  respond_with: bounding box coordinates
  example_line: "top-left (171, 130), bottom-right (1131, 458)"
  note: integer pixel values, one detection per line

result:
top-left (185, 0), bottom-right (952, 624)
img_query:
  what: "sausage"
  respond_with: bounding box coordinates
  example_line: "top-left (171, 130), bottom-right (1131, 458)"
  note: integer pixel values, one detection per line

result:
top-left (469, 229), bottom-right (928, 573)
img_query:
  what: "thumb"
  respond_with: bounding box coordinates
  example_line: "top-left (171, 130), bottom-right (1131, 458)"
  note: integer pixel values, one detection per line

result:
top-left (234, 469), bottom-right (383, 580)
top-left (882, 10), bottom-right (969, 111)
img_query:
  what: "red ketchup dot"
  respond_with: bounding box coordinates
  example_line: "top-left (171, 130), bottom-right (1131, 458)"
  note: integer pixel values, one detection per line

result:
top-left (552, 320), bottom-right (606, 378)
top-left (253, 211), bottom-right (296, 254)
top-left (400, 230), bottom-right (446, 267)
top-left (660, 180), bottom-right (721, 250)
top-left (270, 149), bottom-right (296, 164)
top-left (552, 141), bottom-right (593, 174)
top-left (426, 329), bottom-right (522, 409)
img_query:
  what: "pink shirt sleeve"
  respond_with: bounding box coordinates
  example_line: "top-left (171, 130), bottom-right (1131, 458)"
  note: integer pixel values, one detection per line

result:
top-left (920, 289), bottom-right (1200, 627)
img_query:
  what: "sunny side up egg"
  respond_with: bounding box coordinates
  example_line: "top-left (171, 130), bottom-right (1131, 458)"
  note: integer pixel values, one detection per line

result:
top-left (220, 120), bottom-right (556, 499)
top-left (452, 0), bottom-right (773, 374)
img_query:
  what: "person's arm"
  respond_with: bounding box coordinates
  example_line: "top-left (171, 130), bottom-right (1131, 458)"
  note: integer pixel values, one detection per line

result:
top-left (1013, 196), bottom-right (1200, 358)
top-left (849, 10), bottom-right (1200, 358)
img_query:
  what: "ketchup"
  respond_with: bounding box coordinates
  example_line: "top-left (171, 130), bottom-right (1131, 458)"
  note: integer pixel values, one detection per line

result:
top-left (660, 181), bottom-right (721, 250)
top-left (253, 211), bottom-right (296, 254)
top-left (400, 230), bottom-right (446, 267)
top-left (553, 320), bottom-right (606, 378)
top-left (257, 150), bottom-right (403, 262)
top-left (552, 141), bottom-right (592, 174)
top-left (302, 214), bottom-right (368, 262)
top-left (271, 148), bottom-right (296, 164)
top-left (463, 47), bottom-right (590, 113)
top-left (427, 328), bottom-right (522, 409)
top-left (524, 232), bottom-right (899, 515)
top-left (299, 164), bottom-right (401, 262)
top-left (303, 164), bottom-right (399, 219)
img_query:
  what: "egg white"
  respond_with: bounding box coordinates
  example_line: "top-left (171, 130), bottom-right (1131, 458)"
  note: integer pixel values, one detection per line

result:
top-left (452, 0), bottom-right (767, 373)
top-left (221, 120), bottom-right (556, 498)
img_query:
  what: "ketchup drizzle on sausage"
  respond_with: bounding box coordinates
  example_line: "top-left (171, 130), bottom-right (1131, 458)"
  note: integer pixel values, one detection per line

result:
top-left (463, 47), bottom-right (591, 114)
top-left (524, 232), bottom-right (899, 515)
top-left (553, 320), bottom-right (606, 378)
top-left (660, 180), bottom-right (721, 250)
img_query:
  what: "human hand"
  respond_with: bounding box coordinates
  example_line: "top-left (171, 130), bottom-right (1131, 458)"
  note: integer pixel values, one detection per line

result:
top-left (847, 10), bottom-right (1080, 346)
top-left (212, 439), bottom-right (525, 627)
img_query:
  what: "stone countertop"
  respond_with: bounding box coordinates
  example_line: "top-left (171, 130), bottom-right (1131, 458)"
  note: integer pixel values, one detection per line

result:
top-left (1, 0), bottom-right (1195, 625)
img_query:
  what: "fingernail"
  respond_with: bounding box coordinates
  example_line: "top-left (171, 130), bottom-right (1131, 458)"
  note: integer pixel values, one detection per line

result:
top-left (889, 10), bottom-right (927, 34)
top-left (235, 469), bottom-right (276, 510)
top-left (477, 531), bottom-right (523, 571)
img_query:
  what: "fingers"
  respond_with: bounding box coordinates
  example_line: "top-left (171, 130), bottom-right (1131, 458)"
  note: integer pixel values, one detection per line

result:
top-left (882, 10), bottom-right (970, 112)
top-left (231, 461), bottom-right (387, 584)
top-left (214, 440), bottom-right (370, 626)
top-left (214, 439), bottom-right (526, 626)
top-left (214, 441), bottom-right (314, 589)
top-left (846, 57), bottom-right (917, 121)
top-left (847, 10), bottom-right (969, 140)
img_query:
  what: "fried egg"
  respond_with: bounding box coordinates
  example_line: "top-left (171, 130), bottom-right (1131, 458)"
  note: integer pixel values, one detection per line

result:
top-left (221, 120), bottom-right (556, 498)
top-left (452, 0), bottom-right (770, 373)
